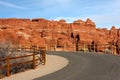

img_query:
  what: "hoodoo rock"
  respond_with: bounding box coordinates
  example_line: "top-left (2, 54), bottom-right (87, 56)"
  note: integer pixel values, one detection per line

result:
top-left (73, 19), bottom-right (85, 26)
top-left (0, 18), bottom-right (119, 53)
top-left (85, 18), bottom-right (96, 28)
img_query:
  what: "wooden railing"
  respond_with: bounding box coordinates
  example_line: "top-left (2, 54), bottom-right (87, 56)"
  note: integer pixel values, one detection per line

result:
top-left (47, 43), bottom-right (120, 55)
top-left (0, 47), bottom-right (46, 77)
top-left (82, 44), bottom-right (120, 55)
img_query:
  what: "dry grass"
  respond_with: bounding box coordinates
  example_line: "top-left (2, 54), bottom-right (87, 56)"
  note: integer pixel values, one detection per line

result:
top-left (0, 43), bottom-right (33, 76)
top-left (0, 73), bottom-right (5, 79)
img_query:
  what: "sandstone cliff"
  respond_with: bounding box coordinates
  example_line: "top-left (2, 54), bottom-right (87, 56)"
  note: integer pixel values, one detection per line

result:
top-left (0, 18), bottom-right (119, 53)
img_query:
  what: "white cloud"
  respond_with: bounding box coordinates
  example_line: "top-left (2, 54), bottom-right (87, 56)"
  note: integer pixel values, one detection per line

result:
top-left (90, 15), bottom-right (120, 24)
top-left (54, 16), bottom-right (83, 24)
top-left (0, 1), bottom-right (26, 9)
top-left (88, 15), bottom-right (120, 28)
top-left (54, 15), bottom-right (120, 29)
top-left (54, 17), bottom-right (84, 23)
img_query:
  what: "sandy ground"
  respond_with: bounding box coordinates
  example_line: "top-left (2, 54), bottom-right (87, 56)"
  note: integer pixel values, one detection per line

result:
top-left (1, 55), bottom-right (69, 80)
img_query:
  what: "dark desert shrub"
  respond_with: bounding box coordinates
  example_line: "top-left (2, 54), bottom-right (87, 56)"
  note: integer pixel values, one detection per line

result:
top-left (0, 43), bottom-right (33, 75)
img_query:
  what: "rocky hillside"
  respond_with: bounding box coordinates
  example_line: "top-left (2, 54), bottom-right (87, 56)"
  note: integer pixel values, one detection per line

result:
top-left (0, 18), bottom-right (119, 52)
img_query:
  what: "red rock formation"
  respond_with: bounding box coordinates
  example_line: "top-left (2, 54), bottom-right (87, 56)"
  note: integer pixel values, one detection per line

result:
top-left (85, 18), bottom-right (96, 28)
top-left (0, 18), bottom-right (119, 53)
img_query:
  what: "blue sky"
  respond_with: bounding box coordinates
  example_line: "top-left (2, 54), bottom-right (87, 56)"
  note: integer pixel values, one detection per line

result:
top-left (0, 0), bottom-right (120, 29)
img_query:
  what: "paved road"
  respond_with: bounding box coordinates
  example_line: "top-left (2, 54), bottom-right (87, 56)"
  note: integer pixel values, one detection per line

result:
top-left (34, 51), bottom-right (120, 80)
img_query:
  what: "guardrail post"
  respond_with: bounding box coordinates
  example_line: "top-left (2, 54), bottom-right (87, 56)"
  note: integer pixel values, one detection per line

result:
top-left (43, 50), bottom-right (46, 65)
top-left (6, 56), bottom-right (10, 77)
top-left (94, 44), bottom-right (95, 52)
top-left (36, 45), bottom-right (38, 50)
top-left (114, 46), bottom-right (117, 55)
top-left (64, 43), bottom-right (67, 51)
top-left (46, 44), bottom-right (48, 51)
top-left (33, 48), bottom-right (36, 69)
top-left (54, 45), bottom-right (56, 51)
top-left (73, 44), bottom-right (76, 51)
top-left (84, 44), bottom-right (86, 53)
top-left (104, 45), bottom-right (106, 54)
top-left (111, 46), bottom-right (113, 54)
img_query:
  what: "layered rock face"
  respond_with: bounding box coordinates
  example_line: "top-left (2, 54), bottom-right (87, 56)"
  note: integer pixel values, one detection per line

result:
top-left (0, 18), bottom-right (119, 53)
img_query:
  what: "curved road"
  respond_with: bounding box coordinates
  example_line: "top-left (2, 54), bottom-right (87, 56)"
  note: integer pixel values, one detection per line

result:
top-left (34, 51), bottom-right (120, 80)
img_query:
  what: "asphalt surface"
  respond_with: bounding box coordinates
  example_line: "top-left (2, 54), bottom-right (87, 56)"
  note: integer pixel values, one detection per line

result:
top-left (34, 51), bottom-right (120, 80)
